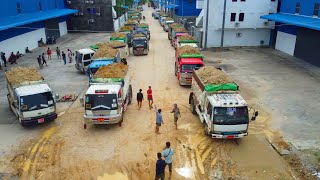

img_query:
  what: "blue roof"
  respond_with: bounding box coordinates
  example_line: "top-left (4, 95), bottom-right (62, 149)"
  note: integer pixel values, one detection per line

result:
top-left (166, 4), bottom-right (178, 9)
top-left (261, 13), bottom-right (320, 31)
top-left (0, 9), bottom-right (78, 31)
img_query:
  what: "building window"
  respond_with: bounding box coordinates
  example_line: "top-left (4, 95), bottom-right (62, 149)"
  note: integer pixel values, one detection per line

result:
top-left (87, 8), bottom-right (91, 14)
top-left (230, 13), bottom-right (236, 22)
top-left (39, 2), bottom-right (42, 11)
top-left (232, 0), bottom-right (237, 2)
top-left (295, 2), bottom-right (300, 14)
top-left (271, 0), bottom-right (276, 1)
top-left (239, 13), bottom-right (244, 21)
top-left (241, 0), bottom-right (245, 1)
top-left (17, 3), bottom-right (21, 13)
top-left (314, 3), bottom-right (320, 16)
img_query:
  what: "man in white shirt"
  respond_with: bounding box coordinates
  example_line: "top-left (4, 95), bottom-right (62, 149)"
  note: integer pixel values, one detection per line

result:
top-left (162, 142), bottom-right (174, 175)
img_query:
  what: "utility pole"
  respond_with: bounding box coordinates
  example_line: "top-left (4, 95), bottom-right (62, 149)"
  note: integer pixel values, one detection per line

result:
top-left (220, 0), bottom-right (227, 48)
top-left (204, 0), bottom-right (210, 49)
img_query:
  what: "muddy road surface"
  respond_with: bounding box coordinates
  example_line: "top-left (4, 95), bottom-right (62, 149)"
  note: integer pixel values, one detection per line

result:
top-left (0, 5), bottom-right (309, 180)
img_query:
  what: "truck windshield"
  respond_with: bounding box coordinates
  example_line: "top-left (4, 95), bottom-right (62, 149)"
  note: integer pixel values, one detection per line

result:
top-left (133, 39), bottom-right (147, 46)
top-left (20, 92), bottom-right (54, 112)
top-left (85, 94), bottom-right (118, 111)
top-left (213, 107), bottom-right (249, 125)
top-left (181, 64), bottom-right (203, 73)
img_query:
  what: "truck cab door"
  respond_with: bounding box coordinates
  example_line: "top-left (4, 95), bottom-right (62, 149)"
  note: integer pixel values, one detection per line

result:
top-left (204, 101), bottom-right (213, 131)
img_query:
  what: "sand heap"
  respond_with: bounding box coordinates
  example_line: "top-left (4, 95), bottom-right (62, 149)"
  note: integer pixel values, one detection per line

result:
top-left (173, 26), bottom-right (188, 32)
top-left (179, 34), bottom-right (195, 41)
top-left (92, 46), bottom-right (118, 59)
top-left (197, 66), bottom-right (233, 85)
top-left (138, 23), bottom-right (149, 27)
top-left (119, 26), bottom-right (133, 31)
top-left (133, 33), bottom-right (146, 38)
top-left (126, 19), bottom-right (138, 24)
top-left (94, 63), bottom-right (128, 78)
top-left (165, 17), bottom-right (174, 21)
top-left (159, 12), bottom-right (167, 16)
top-left (177, 45), bottom-right (200, 56)
top-left (169, 23), bottom-right (180, 28)
top-left (111, 32), bottom-right (126, 39)
top-left (5, 67), bottom-right (43, 87)
top-left (97, 41), bottom-right (126, 49)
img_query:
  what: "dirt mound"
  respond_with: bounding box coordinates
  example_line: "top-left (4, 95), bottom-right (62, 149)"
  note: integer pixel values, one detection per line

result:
top-left (94, 63), bottom-right (128, 78)
top-left (173, 26), bottom-right (188, 32)
top-left (5, 67), bottom-right (43, 87)
top-left (159, 12), bottom-right (166, 16)
top-left (197, 66), bottom-right (233, 85)
top-left (177, 45), bottom-right (200, 56)
top-left (119, 26), bottom-right (133, 31)
top-left (169, 23), bottom-right (180, 28)
top-left (97, 42), bottom-right (126, 49)
top-left (111, 32), bottom-right (126, 39)
top-left (165, 17), bottom-right (174, 21)
top-left (133, 33), bottom-right (146, 38)
top-left (92, 47), bottom-right (118, 59)
top-left (179, 34), bottom-right (195, 41)
top-left (126, 19), bottom-right (138, 24)
top-left (138, 23), bottom-right (149, 27)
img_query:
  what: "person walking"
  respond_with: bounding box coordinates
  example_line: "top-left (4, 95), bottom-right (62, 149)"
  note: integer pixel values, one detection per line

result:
top-left (8, 52), bottom-right (17, 64)
top-left (56, 47), bottom-right (61, 59)
top-left (155, 105), bottom-right (163, 134)
top-left (47, 47), bottom-right (52, 60)
top-left (137, 89), bottom-right (144, 110)
top-left (67, 49), bottom-right (73, 63)
top-left (162, 142), bottom-right (174, 176)
top-left (171, 104), bottom-right (181, 130)
top-left (37, 55), bottom-right (42, 68)
top-left (155, 152), bottom-right (166, 180)
top-left (62, 51), bottom-right (66, 65)
top-left (1, 52), bottom-right (7, 67)
top-left (42, 53), bottom-right (47, 66)
top-left (147, 86), bottom-right (153, 109)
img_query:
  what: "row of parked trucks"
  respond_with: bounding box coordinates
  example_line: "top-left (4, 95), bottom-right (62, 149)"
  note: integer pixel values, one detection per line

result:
top-left (153, 10), bottom-right (259, 139)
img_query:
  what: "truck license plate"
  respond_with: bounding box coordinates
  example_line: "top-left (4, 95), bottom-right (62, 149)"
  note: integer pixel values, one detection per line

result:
top-left (138, 48), bottom-right (144, 51)
top-left (38, 118), bottom-right (45, 123)
top-left (227, 136), bottom-right (234, 139)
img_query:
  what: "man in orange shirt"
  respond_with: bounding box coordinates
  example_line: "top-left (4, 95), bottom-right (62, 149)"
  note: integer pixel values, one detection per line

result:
top-left (147, 86), bottom-right (153, 109)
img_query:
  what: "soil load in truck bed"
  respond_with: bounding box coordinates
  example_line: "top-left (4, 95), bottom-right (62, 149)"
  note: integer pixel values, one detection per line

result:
top-left (96, 41), bottom-right (126, 49)
top-left (119, 26), bottom-right (133, 31)
top-left (126, 19), bottom-right (138, 24)
top-left (93, 63), bottom-right (128, 79)
top-left (5, 67), bottom-right (43, 87)
top-left (92, 47), bottom-right (118, 59)
top-left (169, 23), bottom-right (180, 28)
top-left (196, 66), bottom-right (234, 85)
top-left (179, 35), bottom-right (196, 41)
top-left (111, 32), bottom-right (126, 39)
top-left (173, 26), bottom-right (188, 33)
top-left (138, 23), bottom-right (149, 27)
top-left (177, 45), bottom-right (201, 56)
top-left (133, 33), bottom-right (146, 38)
top-left (165, 17), bottom-right (174, 21)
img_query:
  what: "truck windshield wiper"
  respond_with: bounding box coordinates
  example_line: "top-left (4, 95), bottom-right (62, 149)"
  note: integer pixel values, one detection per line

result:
top-left (91, 105), bottom-right (111, 110)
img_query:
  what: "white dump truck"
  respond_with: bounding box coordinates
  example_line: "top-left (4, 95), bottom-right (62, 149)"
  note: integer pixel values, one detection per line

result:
top-left (189, 66), bottom-right (258, 139)
top-left (5, 67), bottom-right (58, 127)
top-left (81, 63), bottom-right (132, 129)
top-left (75, 48), bottom-right (95, 74)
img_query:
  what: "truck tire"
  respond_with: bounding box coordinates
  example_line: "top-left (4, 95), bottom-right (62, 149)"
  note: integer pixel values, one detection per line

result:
top-left (190, 97), bottom-right (197, 115)
top-left (128, 85), bottom-right (132, 105)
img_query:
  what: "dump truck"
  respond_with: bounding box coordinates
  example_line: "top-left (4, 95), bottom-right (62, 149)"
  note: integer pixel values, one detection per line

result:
top-left (119, 26), bottom-right (134, 48)
top-left (138, 23), bottom-right (151, 40)
top-left (5, 67), bottom-right (58, 127)
top-left (176, 34), bottom-right (199, 50)
top-left (81, 63), bottom-right (132, 129)
top-left (175, 46), bottom-right (204, 85)
top-left (125, 19), bottom-right (139, 30)
top-left (189, 66), bottom-right (259, 139)
top-left (159, 13), bottom-right (169, 26)
top-left (90, 41), bottom-right (129, 62)
top-left (75, 48), bottom-right (95, 74)
top-left (152, 9), bottom-right (161, 19)
top-left (168, 23), bottom-right (181, 40)
top-left (163, 17), bottom-right (174, 32)
top-left (171, 27), bottom-right (189, 48)
top-left (132, 34), bottom-right (149, 56)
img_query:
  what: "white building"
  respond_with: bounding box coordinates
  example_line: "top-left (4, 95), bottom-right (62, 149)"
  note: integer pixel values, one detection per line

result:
top-left (195, 0), bottom-right (278, 48)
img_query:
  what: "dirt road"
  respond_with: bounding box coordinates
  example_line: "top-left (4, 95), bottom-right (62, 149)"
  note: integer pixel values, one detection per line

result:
top-left (0, 5), bottom-right (312, 180)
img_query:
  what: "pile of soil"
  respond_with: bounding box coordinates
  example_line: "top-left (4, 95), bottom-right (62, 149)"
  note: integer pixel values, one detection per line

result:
top-left (133, 33), bottom-right (146, 38)
top-left (138, 23), bottom-right (149, 27)
top-left (5, 67), bottom-right (43, 86)
top-left (92, 47), bottom-right (118, 59)
top-left (126, 19), bottom-right (138, 24)
top-left (197, 66), bottom-right (233, 85)
top-left (179, 34), bottom-right (195, 41)
top-left (134, 10), bottom-right (141, 13)
top-left (94, 63), bottom-right (128, 78)
top-left (119, 26), bottom-right (133, 31)
top-left (169, 23), bottom-right (180, 28)
top-left (173, 26), bottom-right (188, 32)
top-left (159, 12), bottom-right (166, 16)
top-left (177, 45), bottom-right (200, 56)
top-left (97, 41), bottom-right (126, 49)
top-left (165, 17), bottom-right (174, 21)
top-left (111, 32), bottom-right (126, 39)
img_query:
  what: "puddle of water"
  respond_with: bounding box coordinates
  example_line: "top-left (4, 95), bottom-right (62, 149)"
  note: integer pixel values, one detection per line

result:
top-left (175, 167), bottom-right (194, 179)
top-left (97, 172), bottom-right (128, 180)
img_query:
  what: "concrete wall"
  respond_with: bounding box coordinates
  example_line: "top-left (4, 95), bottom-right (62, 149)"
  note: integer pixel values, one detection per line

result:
top-left (275, 31), bottom-right (297, 56)
top-left (0, 28), bottom-right (46, 56)
top-left (59, 21), bottom-right (68, 36)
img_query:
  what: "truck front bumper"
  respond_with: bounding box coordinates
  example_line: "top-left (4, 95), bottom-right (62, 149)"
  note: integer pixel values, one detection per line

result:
top-left (21, 113), bottom-right (57, 127)
top-left (84, 114), bottom-right (122, 125)
top-left (211, 132), bottom-right (248, 139)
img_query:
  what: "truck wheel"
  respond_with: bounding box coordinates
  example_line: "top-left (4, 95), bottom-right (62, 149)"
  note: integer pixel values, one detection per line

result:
top-left (84, 124), bottom-right (87, 129)
top-left (190, 98), bottom-right (197, 115)
top-left (128, 85), bottom-right (132, 105)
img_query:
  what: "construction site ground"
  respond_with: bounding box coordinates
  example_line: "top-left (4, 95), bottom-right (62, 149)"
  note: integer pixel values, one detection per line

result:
top-left (0, 5), bottom-right (319, 180)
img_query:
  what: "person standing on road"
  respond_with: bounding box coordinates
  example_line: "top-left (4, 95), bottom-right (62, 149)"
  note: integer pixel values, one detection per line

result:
top-left (42, 53), bottom-right (47, 66)
top-left (147, 86), bottom-right (153, 109)
top-left (1, 52), bottom-right (7, 67)
top-left (68, 49), bottom-right (73, 63)
top-left (155, 105), bottom-right (163, 134)
top-left (62, 51), bottom-right (66, 65)
top-left (155, 152), bottom-right (166, 180)
top-left (56, 47), bottom-right (61, 59)
top-left (47, 47), bottom-right (52, 60)
top-left (171, 104), bottom-right (181, 130)
top-left (37, 55), bottom-right (42, 68)
top-left (162, 142), bottom-right (174, 176)
top-left (137, 89), bottom-right (144, 110)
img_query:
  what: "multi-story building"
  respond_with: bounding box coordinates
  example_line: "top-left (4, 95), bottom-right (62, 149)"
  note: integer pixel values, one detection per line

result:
top-left (261, 0), bottom-right (320, 67)
top-left (66, 0), bottom-right (117, 32)
top-left (0, 0), bottom-right (77, 55)
top-left (195, 0), bottom-right (278, 48)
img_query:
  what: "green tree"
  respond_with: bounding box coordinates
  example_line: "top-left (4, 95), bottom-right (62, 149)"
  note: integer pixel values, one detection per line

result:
top-left (114, 0), bottom-right (134, 17)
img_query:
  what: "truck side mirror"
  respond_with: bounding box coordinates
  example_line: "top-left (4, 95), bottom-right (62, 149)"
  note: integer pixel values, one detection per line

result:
top-left (79, 97), bottom-right (84, 106)
top-left (251, 116), bottom-right (256, 121)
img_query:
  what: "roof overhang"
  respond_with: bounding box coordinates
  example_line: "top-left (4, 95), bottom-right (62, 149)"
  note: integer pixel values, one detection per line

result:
top-left (166, 4), bottom-right (179, 9)
top-left (0, 9), bottom-right (78, 31)
top-left (261, 13), bottom-right (320, 31)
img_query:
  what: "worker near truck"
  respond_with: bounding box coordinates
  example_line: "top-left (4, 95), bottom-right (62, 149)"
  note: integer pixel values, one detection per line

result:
top-left (37, 55), bottom-right (42, 68)
top-left (137, 89), bottom-right (144, 110)
top-left (42, 53), bottom-right (47, 66)
top-left (155, 152), bottom-right (166, 180)
top-left (162, 142), bottom-right (174, 175)
top-left (171, 104), bottom-right (181, 130)
top-left (1, 52), bottom-right (7, 67)
top-left (155, 105), bottom-right (163, 134)
top-left (147, 86), bottom-right (153, 109)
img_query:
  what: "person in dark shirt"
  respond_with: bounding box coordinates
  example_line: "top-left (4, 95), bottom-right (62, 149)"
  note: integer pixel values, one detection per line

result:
top-left (37, 55), bottom-right (42, 68)
top-left (62, 51), bottom-right (66, 65)
top-left (1, 52), bottom-right (7, 67)
top-left (42, 53), bottom-right (47, 66)
top-left (137, 89), bottom-right (144, 110)
top-left (155, 152), bottom-right (166, 180)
